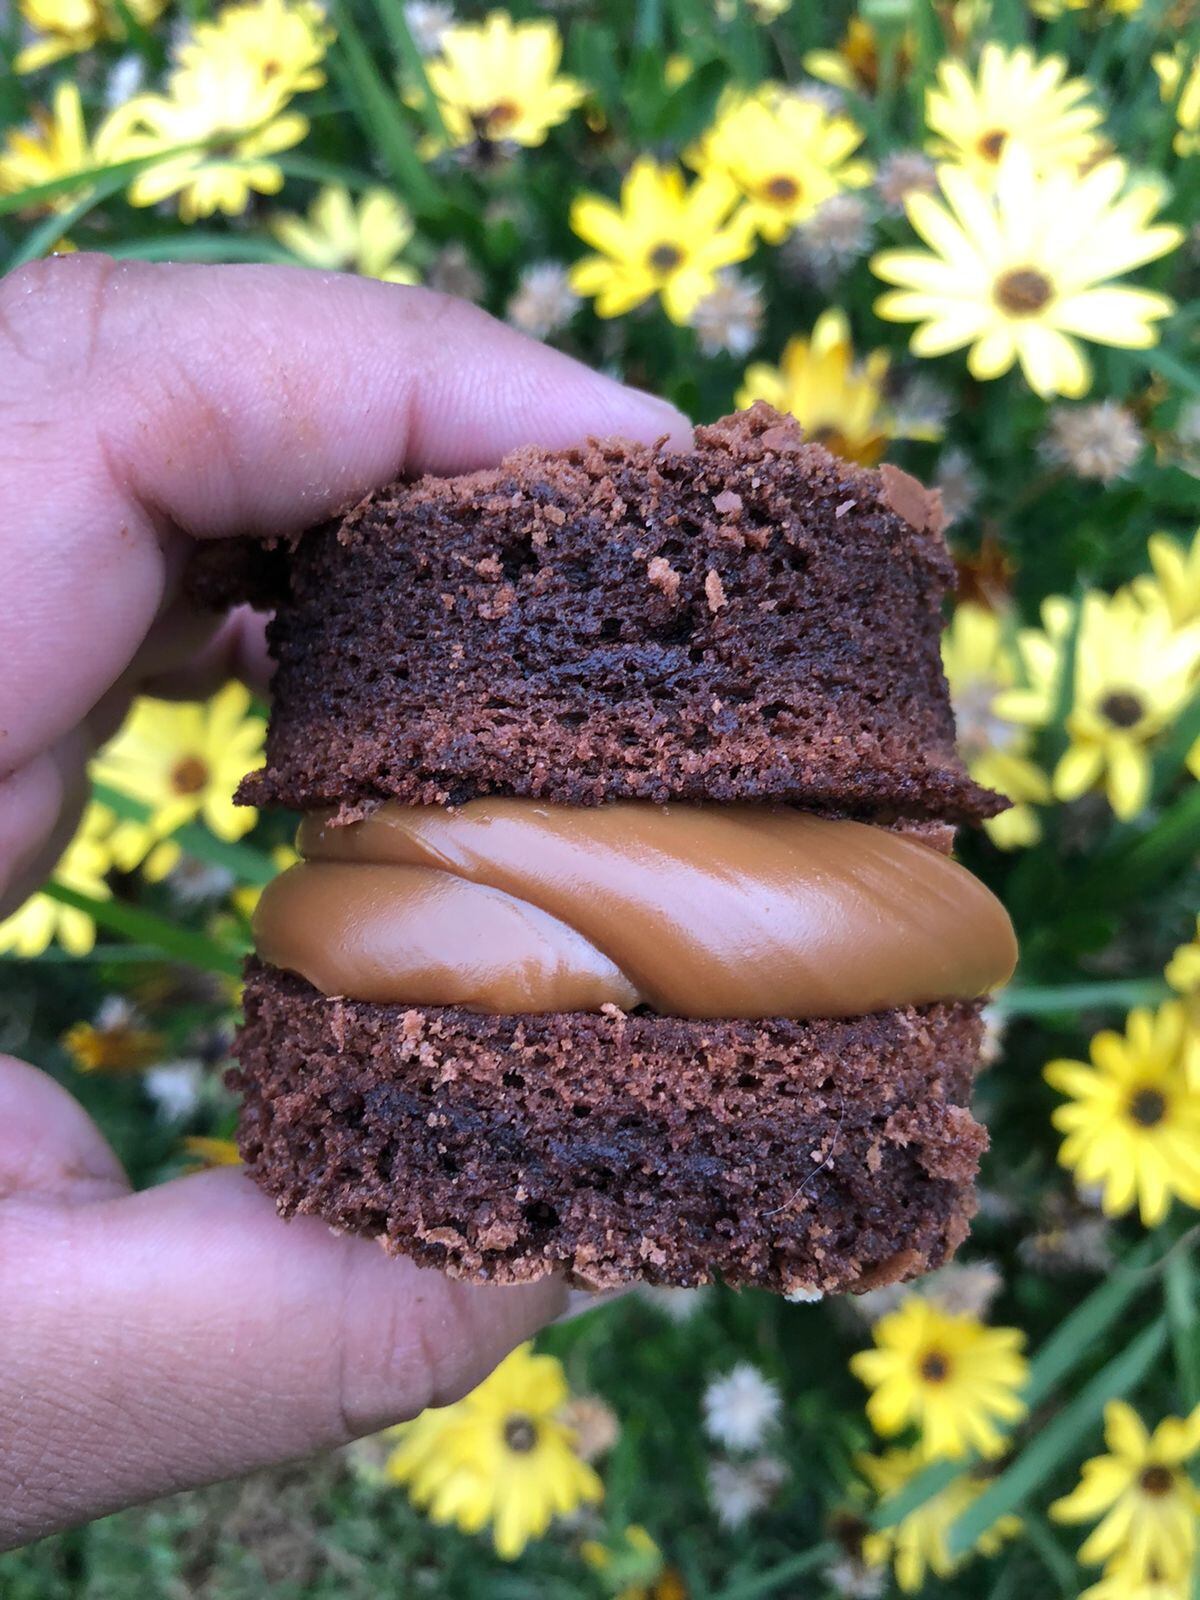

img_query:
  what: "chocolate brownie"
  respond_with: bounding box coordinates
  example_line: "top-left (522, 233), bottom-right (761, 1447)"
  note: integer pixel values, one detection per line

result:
top-left (234, 963), bottom-right (986, 1293)
top-left (202, 403), bottom-right (1013, 1294)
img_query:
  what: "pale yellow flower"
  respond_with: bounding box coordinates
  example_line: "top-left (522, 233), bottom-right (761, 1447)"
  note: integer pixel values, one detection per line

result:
top-left (100, 53), bottom-right (308, 222)
top-left (941, 602), bottom-right (1052, 848)
top-left (385, 1343), bottom-right (602, 1559)
top-left (925, 43), bottom-right (1104, 182)
top-left (1134, 527), bottom-right (1200, 631)
top-left (570, 158), bottom-right (757, 324)
top-left (1166, 916), bottom-right (1200, 996)
top-left (271, 186), bottom-right (418, 282)
top-left (1154, 46), bottom-right (1200, 158)
top-left (16, 0), bottom-right (166, 72)
top-left (688, 85), bottom-right (872, 243)
top-left (0, 81), bottom-right (96, 210)
top-left (995, 589), bottom-right (1200, 820)
top-left (1033, 0), bottom-right (1142, 15)
top-left (425, 11), bottom-right (585, 149)
top-left (179, 0), bottom-right (332, 97)
top-left (89, 683), bottom-right (265, 845)
top-left (872, 146), bottom-right (1182, 399)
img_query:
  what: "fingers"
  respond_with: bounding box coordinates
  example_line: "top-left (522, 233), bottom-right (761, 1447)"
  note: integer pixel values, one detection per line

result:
top-left (0, 254), bottom-right (690, 780)
top-left (0, 1164), bottom-right (566, 1548)
top-left (0, 1056), bottom-right (129, 1204)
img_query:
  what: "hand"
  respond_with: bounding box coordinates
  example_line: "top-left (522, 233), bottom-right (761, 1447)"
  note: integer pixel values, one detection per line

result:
top-left (0, 254), bottom-right (690, 1551)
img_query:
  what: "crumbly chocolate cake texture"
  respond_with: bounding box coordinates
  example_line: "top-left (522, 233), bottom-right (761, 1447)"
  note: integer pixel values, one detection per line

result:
top-left (199, 404), bottom-right (998, 823)
top-left (200, 403), bottom-right (1004, 1294)
top-left (234, 963), bottom-right (985, 1293)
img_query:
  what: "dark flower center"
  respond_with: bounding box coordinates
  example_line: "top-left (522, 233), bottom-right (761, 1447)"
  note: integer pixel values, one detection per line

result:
top-left (1128, 1088), bottom-right (1166, 1128)
top-left (503, 1415), bottom-right (538, 1453)
top-left (919, 1351), bottom-right (951, 1383)
top-left (765, 174), bottom-right (800, 203)
top-left (647, 242), bottom-right (684, 274)
top-left (1100, 690), bottom-right (1144, 729)
top-left (170, 755), bottom-right (209, 795)
top-left (485, 100), bottom-right (519, 131)
top-left (978, 128), bottom-right (1008, 161)
top-left (1140, 1464), bottom-right (1174, 1496)
top-left (994, 268), bottom-right (1053, 316)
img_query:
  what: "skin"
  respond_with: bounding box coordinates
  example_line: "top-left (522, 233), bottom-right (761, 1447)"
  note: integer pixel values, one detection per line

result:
top-left (0, 254), bottom-right (690, 1551)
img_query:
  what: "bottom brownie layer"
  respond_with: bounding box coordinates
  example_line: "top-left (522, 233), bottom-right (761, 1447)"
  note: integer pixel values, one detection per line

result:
top-left (232, 961), bottom-right (987, 1294)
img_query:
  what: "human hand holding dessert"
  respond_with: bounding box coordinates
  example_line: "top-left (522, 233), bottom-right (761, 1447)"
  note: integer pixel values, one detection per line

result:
top-left (0, 254), bottom-right (689, 1549)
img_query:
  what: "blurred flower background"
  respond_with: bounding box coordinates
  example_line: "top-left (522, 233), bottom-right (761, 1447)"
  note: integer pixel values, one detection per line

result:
top-left (2, 0), bottom-right (1199, 1594)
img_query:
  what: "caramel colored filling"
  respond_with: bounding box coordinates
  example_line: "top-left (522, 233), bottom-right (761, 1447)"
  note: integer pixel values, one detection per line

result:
top-left (252, 801), bottom-right (1016, 1019)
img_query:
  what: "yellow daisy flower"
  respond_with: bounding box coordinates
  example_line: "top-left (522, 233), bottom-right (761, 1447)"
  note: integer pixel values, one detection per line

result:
top-left (735, 309), bottom-right (936, 467)
top-left (179, 0), bottom-right (332, 97)
top-left (925, 43), bottom-right (1104, 182)
top-left (1051, 1399), bottom-right (1200, 1580)
top-left (1166, 916), bottom-right (1200, 996)
top-left (849, 1296), bottom-right (1028, 1461)
top-left (996, 588), bottom-right (1200, 821)
top-left (804, 19), bottom-right (912, 97)
top-left (941, 602), bottom-right (1053, 849)
top-left (872, 146), bottom-right (1182, 399)
top-left (581, 1524), bottom-right (686, 1600)
top-left (100, 54), bottom-right (308, 222)
top-left (63, 997), bottom-right (165, 1074)
top-left (569, 158), bottom-right (757, 325)
top-left (0, 81), bottom-right (97, 210)
top-left (1033, 0), bottom-right (1142, 15)
top-left (15, 0), bottom-right (166, 73)
top-left (687, 86), bottom-right (872, 243)
top-left (424, 11), bottom-right (585, 150)
top-left (1045, 1002), bottom-right (1200, 1226)
top-left (89, 683), bottom-right (266, 847)
top-left (182, 1135), bottom-right (244, 1168)
top-left (1135, 527), bottom-right (1200, 631)
top-left (1079, 1561), bottom-right (1192, 1600)
top-left (271, 186), bottom-right (418, 283)
top-left (1154, 47), bottom-right (1200, 158)
top-left (384, 1343), bottom-right (602, 1560)
top-left (0, 801), bottom-right (114, 958)
top-left (858, 1445), bottom-right (1022, 1593)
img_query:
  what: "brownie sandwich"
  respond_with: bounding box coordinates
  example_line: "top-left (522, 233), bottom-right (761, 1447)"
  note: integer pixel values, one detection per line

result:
top-left (202, 402), bottom-right (1016, 1296)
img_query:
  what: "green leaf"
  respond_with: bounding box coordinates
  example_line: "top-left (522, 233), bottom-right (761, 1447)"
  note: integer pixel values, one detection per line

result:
top-left (41, 882), bottom-right (246, 978)
top-left (995, 979), bottom-right (1171, 1017)
top-left (1078, 785), bottom-right (1200, 908)
top-left (708, 1542), bottom-right (840, 1600)
top-left (3, 169), bottom-right (130, 273)
top-left (1144, 345), bottom-right (1200, 401)
top-left (947, 1317), bottom-right (1169, 1559)
top-left (1165, 1248), bottom-right (1200, 1411)
top-left (1019, 1512), bottom-right (1080, 1598)
top-left (108, 233), bottom-right (298, 264)
top-left (369, 0), bottom-right (449, 143)
top-left (0, 146), bottom-right (200, 218)
top-left (327, 0), bottom-right (443, 216)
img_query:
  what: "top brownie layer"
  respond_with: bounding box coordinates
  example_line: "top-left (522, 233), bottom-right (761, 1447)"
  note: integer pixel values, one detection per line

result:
top-left (200, 404), bottom-right (997, 822)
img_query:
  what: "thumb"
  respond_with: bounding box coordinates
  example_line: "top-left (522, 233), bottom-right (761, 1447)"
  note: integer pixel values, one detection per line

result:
top-left (0, 1057), bottom-right (566, 1550)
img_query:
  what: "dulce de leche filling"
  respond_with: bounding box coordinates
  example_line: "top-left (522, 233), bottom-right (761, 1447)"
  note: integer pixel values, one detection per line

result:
top-left (252, 800), bottom-right (1016, 1020)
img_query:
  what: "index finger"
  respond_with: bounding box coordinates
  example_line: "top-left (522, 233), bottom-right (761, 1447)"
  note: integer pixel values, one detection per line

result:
top-left (0, 254), bottom-right (690, 781)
